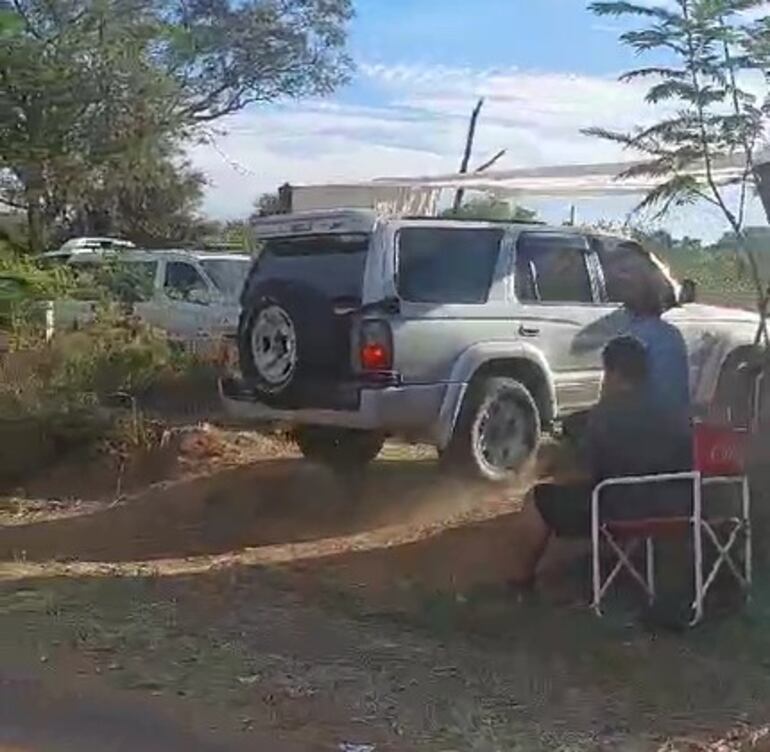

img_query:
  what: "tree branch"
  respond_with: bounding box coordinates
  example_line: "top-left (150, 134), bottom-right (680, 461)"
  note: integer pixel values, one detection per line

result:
top-left (10, 0), bottom-right (45, 41)
top-left (474, 149), bottom-right (506, 173)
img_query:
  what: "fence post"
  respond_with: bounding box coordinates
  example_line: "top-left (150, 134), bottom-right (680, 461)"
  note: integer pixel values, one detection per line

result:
top-left (45, 301), bottom-right (54, 342)
top-left (757, 151), bottom-right (770, 224)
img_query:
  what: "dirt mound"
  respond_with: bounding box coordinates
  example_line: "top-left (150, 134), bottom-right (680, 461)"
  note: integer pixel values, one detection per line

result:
top-left (14, 424), bottom-right (291, 503)
top-left (0, 428), bottom-right (582, 600)
top-left (0, 450), bottom-right (527, 564)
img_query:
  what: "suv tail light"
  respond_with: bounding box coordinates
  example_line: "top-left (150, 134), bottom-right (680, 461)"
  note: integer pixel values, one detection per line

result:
top-left (359, 319), bottom-right (393, 372)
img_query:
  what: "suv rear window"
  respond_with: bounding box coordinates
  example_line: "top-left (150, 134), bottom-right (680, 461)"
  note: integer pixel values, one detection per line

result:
top-left (594, 237), bottom-right (676, 309)
top-left (397, 227), bottom-right (502, 304)
top-left (263, 234), bottom-right (369, 257)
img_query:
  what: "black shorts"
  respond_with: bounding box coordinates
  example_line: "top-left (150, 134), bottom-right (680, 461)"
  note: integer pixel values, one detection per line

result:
top-left (534, 480), bottom-right (693, 539)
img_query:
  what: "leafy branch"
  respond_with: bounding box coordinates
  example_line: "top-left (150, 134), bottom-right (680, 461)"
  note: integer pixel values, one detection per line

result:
top-left (585, 0), bottom-right (770, 345)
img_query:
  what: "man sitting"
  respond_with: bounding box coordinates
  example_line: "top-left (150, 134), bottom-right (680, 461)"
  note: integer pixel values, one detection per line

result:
top-left (510, 335), bottom-right (693, 592)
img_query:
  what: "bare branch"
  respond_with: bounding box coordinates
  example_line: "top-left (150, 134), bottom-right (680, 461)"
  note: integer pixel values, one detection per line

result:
top-left (474, 149), bottom-right (506, 173)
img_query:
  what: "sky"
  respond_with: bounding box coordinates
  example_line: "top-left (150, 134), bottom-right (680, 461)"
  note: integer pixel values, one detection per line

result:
top-left (188, 0), bottom-right (769, 241)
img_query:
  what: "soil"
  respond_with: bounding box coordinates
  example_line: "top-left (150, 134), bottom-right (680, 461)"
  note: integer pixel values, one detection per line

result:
top-left (0, 426), bottom-right (768, 751)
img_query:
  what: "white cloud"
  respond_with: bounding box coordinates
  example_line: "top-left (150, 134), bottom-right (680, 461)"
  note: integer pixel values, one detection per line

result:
top-left (191, 65), bottom-right (654, 211)
top-left (189, 61), bottom-right (768, 239)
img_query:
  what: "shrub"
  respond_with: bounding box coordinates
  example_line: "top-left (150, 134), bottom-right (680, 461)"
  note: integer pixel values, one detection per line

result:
top-left (43, 305), bottom-right (177, 400)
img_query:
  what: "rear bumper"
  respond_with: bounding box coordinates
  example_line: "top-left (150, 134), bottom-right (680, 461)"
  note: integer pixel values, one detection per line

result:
top-left (219, 377), bottom-right (448, 440)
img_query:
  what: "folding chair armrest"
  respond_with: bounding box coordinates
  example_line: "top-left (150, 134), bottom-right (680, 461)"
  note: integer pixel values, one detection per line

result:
top-left (591, 471), bottom-right (699, 528)
top-left (592, 471), bottom-right (699, 500)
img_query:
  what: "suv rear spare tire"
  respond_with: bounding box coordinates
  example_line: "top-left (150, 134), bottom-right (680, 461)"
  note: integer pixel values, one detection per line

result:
top-left (446, 376), bottom-right (541, 482)
top-left (294, 427), bottom-right (385, 471)
top-left (238, 279), bottom-right (347, 406)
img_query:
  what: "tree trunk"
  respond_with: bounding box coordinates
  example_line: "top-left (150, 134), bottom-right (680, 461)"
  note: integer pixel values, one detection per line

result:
top-left (452, 98), bottom-right (484, 214)
top-left (26, 199), bottom-right (45, 255)
top-left (21, 164), bottom-right (47, 254)
top-left (756, 160), bottom-right (770, 225)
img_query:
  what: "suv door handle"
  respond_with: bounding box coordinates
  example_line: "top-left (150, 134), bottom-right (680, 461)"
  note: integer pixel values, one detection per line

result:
top-left (518, 324), bottom-right (540, 337)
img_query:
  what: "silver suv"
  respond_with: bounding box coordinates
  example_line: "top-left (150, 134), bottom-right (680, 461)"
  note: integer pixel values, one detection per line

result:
top-left (222, 210), bottom-right (760, 481)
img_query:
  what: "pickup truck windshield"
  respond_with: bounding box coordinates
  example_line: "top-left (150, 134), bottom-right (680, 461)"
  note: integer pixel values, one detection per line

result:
top-left (201, 259), bottom-right (252, 299)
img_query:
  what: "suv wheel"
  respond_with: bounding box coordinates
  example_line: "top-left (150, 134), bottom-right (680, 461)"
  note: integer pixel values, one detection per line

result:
top-left (714, 348), bottom-right (762, 428)
top-left (249, 303), bottom-right (297, 391)
top-left (294, 427), bottom-right (385, 472)
top-left (446, 376), bottom-right (541, 482)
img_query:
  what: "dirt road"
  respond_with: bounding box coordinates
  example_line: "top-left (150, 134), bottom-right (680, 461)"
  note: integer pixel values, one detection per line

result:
top-left (0, 428), bottom-right (768, 751)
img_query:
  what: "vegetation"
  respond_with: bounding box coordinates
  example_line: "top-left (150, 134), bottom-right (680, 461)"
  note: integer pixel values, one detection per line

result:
top-left (0, 248), bottom-right (221, 485)
top-left (586, 0), bottom-right (770, 334)
top-left (441, 196), bottom-right (538, 222)
top-left (0, 0), bottom-right (353, 251)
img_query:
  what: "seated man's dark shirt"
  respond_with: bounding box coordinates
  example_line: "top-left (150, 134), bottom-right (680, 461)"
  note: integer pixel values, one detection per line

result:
top-left (584, 391), bottom-right (692, 487)
top-left (536, 391), bottom-right (692, 537)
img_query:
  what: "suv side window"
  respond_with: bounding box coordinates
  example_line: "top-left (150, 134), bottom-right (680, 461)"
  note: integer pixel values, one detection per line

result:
top-left (397, 226), bottom-right (502, 304)
top-left (515, 233), bottom-right (594, 303)
top-left (595, 237), bottom-right (675, 307)
top-left (164, 261), bottom-right (208, 302)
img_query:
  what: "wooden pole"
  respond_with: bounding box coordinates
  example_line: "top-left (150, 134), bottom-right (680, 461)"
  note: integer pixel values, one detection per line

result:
top-left (756, 160), bottom-right (770, 224)
top-left (452, 98), bottom-right (484, 213)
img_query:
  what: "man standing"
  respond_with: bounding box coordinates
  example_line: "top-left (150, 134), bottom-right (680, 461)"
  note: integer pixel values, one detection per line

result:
top-left (626, 281), bottom-right (690, 417)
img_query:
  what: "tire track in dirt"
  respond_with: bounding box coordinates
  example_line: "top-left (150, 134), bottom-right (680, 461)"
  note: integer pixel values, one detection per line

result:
top-left (0, 452), bottom-right (538, 596)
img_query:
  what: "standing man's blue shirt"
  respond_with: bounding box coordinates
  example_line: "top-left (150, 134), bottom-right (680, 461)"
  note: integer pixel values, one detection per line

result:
top-left (627, 315), bottom-right (691, 414)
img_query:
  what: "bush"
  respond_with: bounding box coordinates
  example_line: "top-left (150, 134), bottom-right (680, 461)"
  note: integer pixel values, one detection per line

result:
top-left (42, 305), bottom-right (177, 400)
top-left (0, 304), bottom-right (196, 485)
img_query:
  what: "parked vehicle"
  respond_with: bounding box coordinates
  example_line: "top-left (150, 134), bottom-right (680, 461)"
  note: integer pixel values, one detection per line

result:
top-left (42, 237), bottom-right (137, 260)
top-left (222, 209), bottom-right (761, 481)
top-left (46, 248), bottom-right (252, 342)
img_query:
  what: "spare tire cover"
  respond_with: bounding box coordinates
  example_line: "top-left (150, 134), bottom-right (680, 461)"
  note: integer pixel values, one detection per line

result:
top-left (238, 278), bottom-right (348, 405)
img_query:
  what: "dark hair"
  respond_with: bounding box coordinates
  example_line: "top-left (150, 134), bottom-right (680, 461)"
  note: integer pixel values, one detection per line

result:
top-left (626, 279), bottom-right (665, 316)
top-left (602, 335), bottom-right (649, 386)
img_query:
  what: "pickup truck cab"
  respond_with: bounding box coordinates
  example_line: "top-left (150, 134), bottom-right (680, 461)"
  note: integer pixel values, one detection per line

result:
top-left (45, 248), bottom-right (252, 343)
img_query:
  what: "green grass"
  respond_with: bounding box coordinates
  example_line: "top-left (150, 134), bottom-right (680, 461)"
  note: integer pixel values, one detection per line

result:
top-left (1, 566), bottom-right (770, 750)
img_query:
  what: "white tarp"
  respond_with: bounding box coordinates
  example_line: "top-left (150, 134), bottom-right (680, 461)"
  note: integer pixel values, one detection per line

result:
top-left (289, 151), bottom-right (765, 214)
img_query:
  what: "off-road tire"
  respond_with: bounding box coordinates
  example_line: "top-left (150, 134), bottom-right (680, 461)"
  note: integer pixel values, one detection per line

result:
top-left (713, 348), bottom-right (763, 428)
top-left (444, 376), bottom-right (541, 483)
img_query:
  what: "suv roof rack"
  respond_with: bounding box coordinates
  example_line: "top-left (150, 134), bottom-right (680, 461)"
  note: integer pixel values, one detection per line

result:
top-left (401, 215), bottom-right (546, 226)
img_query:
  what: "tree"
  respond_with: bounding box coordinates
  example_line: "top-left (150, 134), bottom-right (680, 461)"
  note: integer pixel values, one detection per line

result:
top-left (0, 0), bottom-right (353, 251)
top-left (0, 0), bottom-right (176, 251)
top-left (60, 140), bottom-right (212, 247)
top-left (585, 0), bottom-right (770, 342)
top-left (250, 191), bottom-right (282, 221)
top-left (442, 196), bottom-right (537, 222)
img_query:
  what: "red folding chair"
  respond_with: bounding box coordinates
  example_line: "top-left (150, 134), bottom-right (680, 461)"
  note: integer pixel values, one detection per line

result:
top-left (590, 422), bottom-right (751, 625)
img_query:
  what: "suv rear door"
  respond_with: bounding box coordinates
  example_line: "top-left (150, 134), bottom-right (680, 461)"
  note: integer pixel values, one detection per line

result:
top-left (512, 230), bottom-right (607, 411)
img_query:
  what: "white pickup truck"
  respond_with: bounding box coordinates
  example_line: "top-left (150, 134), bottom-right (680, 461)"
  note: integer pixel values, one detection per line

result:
top-left (45, 248), bottom-right (252, 344)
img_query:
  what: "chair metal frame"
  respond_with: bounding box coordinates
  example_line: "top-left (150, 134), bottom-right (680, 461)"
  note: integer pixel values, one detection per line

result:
top-left (590, 470), bottom-right (751, 625)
